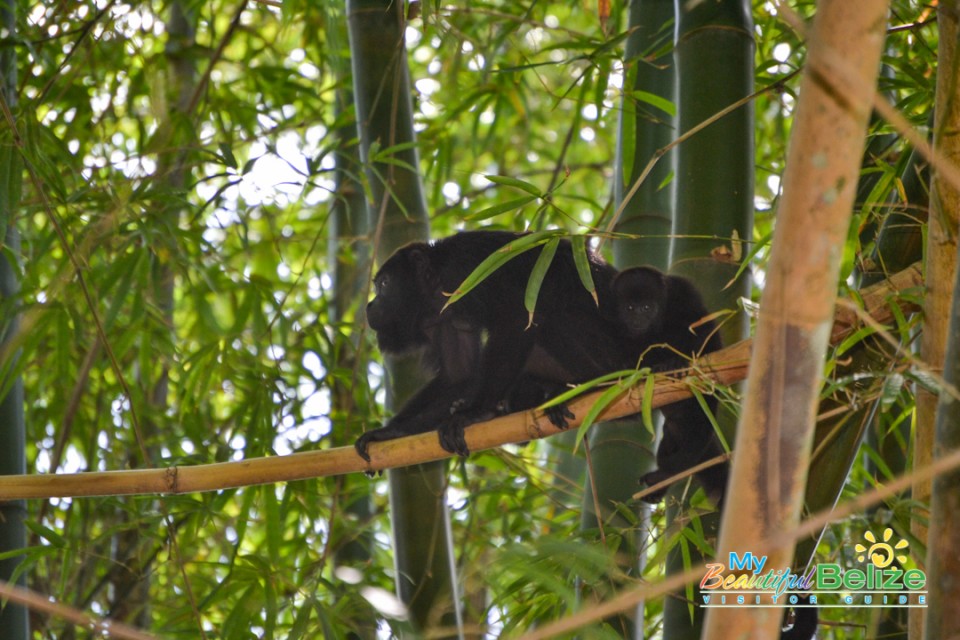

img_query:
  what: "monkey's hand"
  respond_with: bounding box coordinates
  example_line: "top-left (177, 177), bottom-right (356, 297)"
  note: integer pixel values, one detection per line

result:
top-left (353, 433), bottom-right (382, 478)
top-left (355, 413), bottom-right (443, 465)
top-left (354, 425), bottom-right (408, 465)
top-left (437, 409), bottom-right (496, 457)
top-left (354, 432), bottom-right (377, 463)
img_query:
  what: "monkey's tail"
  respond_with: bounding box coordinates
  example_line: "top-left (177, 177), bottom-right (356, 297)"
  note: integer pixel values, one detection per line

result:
top-left (780, 598), bottom-right (818, 640)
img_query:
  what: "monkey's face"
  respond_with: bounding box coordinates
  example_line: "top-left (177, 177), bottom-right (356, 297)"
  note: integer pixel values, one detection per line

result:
top-left (367, 243), bottom-right (443, 353)
top-left (618, 295), bottom-right (660, 339)
top-left (611, 266), bottom-right (667, 341)
top-left (367, 251), bottom-right (431, 354)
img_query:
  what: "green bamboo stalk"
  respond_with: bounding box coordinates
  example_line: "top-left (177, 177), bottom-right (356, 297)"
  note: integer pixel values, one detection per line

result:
top-left (0, 0), bottom-right (28, 633)
top-left (580, 1), bottom-right (675, 636)
top-left (665, 1), bottom-right (754, 638)
top-left (347, 1), bottom-right (461, 635)
top-left (612, 0), bottom-right (676, 269)
top-left (348, 0), bottom-right (428, 245)
top-left (671, 0), bottom-right (753, 331)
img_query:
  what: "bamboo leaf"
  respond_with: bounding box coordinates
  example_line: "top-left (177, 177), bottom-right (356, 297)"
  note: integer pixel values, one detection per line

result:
top-left (524, 236), bottom-right (559, 328)
top-left (657, 168), bottom-right (675, 192)
top-left (836, 325), bottom-right (878, 357)
top-left (572, 371), bottom-right (647, 449)
top-left (263, 485), bottom-right (281, 565)
top-left (571, 235), bottom-right (599, 305)
top-left (691, 384), bottom-right (729, 452)
top-left (726, 229), bottom-right (772, 290)
top-left (538, 369), bottom-right (644, 412)
top-left (641, 374), bottom-right (655, 435)
top-left (880, 372), bottom-right (906, 411)
top-left (574, 382), bottom-right (628, 450)
top-left (442, 230), bottom-right (561, 311)
top-left (23, 521), bottom-right (66, 548)
top-left (219, 142), bottom-right (238, 169)
top-left (631, 89), bottom-right (677, 117)
top-left (484, 174), bottom-right (543, 196)
top-left (467, 194), bottom-right (538, 221)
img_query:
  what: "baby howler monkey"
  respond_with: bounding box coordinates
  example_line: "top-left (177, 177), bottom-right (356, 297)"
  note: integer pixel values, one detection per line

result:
top-left (609, 266), bottom-right (728, 504)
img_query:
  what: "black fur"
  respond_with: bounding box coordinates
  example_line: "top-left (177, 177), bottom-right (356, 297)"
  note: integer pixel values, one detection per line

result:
top-left (608, 266), bottom-right (728, 503)
top-left (357, 231), bottom-right (621, 460)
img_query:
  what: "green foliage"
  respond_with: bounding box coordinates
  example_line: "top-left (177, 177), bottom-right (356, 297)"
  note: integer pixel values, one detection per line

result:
top-left (0, 0), bottom-right (939, 637)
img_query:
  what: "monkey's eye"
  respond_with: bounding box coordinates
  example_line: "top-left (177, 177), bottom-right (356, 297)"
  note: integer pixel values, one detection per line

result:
top-left (641, 303), bottom-right (653, 313)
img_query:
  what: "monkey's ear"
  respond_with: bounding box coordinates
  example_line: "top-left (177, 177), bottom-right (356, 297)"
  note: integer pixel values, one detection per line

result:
top-left (407, 244), bottom-right (440, 289)
top-left (610, 267), bottom-right (631, 288)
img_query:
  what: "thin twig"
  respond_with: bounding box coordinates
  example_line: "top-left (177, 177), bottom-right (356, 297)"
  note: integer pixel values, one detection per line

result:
top-left (0, 580), bottom-right (158, 640)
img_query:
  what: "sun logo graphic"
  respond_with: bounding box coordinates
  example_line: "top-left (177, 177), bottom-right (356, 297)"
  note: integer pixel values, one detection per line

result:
top-left (854, 528), bottom-right (910, 569)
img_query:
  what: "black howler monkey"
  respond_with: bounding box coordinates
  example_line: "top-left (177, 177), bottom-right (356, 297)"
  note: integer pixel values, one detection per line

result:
top-left (608, 266), bottom-right (729, 503)
top-left (356, 231), bottom-right (621, 461)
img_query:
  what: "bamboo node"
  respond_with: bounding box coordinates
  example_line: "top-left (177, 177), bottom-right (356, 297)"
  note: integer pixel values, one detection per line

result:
top-left (164, 466), bottom-right (179, 494)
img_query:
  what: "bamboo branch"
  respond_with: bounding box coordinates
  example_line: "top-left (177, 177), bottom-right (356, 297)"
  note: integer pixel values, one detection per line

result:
top-left (0, 262), bottom-right (922, 501)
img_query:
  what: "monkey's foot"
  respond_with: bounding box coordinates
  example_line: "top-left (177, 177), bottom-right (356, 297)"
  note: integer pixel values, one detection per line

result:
top-left (438, 422), bottom-right (470, 457)
top-left (437, 409), bottom-right (496, 457)
top-left (640, 470), bottom-right (670, 503)
top-left (543, 403), bottom-right (575, 429)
